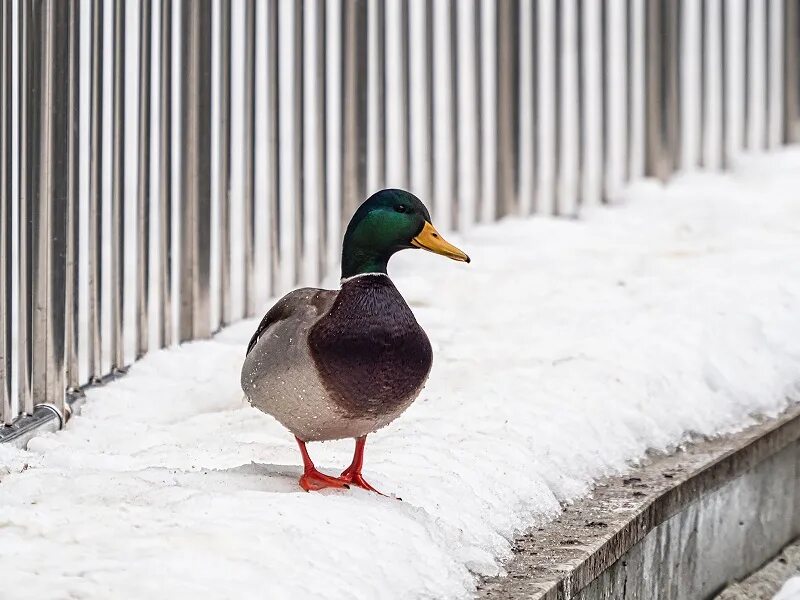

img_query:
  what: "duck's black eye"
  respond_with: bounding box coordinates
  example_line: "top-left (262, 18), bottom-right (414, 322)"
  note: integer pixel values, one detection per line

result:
top-left (394, 205), bottom-right (408, 213)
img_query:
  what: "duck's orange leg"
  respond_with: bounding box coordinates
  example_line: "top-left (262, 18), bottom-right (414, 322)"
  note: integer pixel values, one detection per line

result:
top-left (295, 437), bottom-right (349, 492)
top-left (340, 436), bottom-right (386, 496)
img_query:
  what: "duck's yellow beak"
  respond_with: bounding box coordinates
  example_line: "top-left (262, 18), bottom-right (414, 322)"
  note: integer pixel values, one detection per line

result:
top-left (411, 221), bottom-right (471, 263)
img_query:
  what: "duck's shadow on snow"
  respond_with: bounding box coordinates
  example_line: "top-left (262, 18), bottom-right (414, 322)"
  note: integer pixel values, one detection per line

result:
top-left (152, 462), bottom-right (308, 494)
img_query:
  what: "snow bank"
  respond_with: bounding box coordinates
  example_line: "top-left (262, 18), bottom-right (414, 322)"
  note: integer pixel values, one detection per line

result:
top-left (2, 149), bottom-right (800, 599)
top-left (775, 577), bottom-right (800, 600)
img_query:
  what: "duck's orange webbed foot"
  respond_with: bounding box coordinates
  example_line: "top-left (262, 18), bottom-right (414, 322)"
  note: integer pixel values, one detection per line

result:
top-left (339, 465), bottom-right (385, 495)
top-left (299, 468), bottom-right (350, 492)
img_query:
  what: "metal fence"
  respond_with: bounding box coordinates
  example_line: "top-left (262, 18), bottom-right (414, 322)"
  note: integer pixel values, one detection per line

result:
top-left (1, 0), bottom-right (800, 439)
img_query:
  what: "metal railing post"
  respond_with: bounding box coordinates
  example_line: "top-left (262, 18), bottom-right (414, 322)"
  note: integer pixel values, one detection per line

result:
top-left (292, 0), bottom-right (304, 285)
top-left (400, 0), bottom-right (410, 191)
top-left (43, 0), bottom-right (72, 415)
top-left (158, 0), bottom-right (173, 348)
top-left (0, 0), bottom-right (11, 424)
top-left (720, 0), bottom-right (729, 168)
top-left (785, 0), bottom-right (800, 142)
top-left (218, 0), bottom-right (232, 327)
top-left (644, 0), bottom-right (680, 182)
top-left (699, 0), bottom-right (706, 167)
top-left (744, 0), bottom-right (751, 149)
top-left (313, 0), bottom-right (328, 281)
top-left (110, 0), bottom-right (125, 370)
top-left (22, 0), bottom-right (44, 410)
top-left (242, 0), bottom-right (256, 313)
top-left (88, 0), bottom-right (103, 378)
top-left (137, 0), bottom-right (152, 359)
top-left (178, 0), bottom-right (212, 342)
top-left (424, 0), bottom-right (434, 210)
top-left (341, 0), bottom-right (368, 228)
top-left (473, 0), bottom-right (483, 221)
top-left (449, 0), bottom-right (459, 230)
top-left (496, 0), bottom-right (519, 219)
top-left (17, 1), bottom-right (32, 416)
top-left (554, 0), bottom-right (562, 212)
top-left (371, 0), bottom-right (386, 192)
top-left (65, 0), bottom-right (79, 393)
top-left (266, 0), bottom-right (280, 295)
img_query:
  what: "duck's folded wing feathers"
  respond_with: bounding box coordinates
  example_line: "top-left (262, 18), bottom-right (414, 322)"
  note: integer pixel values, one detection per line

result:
top-left (246, 287), bottom-right (337, 356)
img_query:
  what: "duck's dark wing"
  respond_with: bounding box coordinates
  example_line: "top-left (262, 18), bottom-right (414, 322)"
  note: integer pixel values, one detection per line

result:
top-left (246, 288), bottom-right (337, 356)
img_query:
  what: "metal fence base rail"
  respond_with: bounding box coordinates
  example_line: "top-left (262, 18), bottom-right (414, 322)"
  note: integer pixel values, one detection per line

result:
top-left (1, 1), bottom-right (800, 436)
top-left (479, 403), bottom-right (800, 600)
top-left (0, 389), bottom-right (82, 447)
top-left (0, 369), bottom-right (130, 448)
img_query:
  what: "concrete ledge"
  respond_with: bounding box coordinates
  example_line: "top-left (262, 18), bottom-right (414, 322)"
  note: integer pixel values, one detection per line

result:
top-left (479, 403), bottom-right (800, 600)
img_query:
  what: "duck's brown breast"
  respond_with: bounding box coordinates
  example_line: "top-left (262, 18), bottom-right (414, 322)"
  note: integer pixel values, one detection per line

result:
top-left (307, 274), bottom-right (433, 418)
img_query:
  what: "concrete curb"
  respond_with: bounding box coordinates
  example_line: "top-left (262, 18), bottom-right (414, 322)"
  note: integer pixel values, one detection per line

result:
top-left (479, 403), bottom-right (800, 599)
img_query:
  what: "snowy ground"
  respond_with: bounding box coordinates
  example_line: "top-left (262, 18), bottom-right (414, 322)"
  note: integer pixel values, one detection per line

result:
top-left (2, 150), bottom-right (800, 600)
top-left (776, 578), bottom-right (800, 600)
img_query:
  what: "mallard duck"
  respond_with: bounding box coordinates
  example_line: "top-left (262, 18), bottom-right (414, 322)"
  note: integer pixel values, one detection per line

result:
top-left (241, 189), bottom-right (470, 494)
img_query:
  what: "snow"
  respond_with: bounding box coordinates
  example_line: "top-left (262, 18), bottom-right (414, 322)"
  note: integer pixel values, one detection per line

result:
top-left (2, 148), bottom-right (800, 599)
top-left (775, 577), bottom-right (800, 600)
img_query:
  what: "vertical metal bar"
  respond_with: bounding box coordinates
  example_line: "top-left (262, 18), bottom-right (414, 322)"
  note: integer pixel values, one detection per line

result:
top-left (424, 0), bottom-right (434, 209)
top-left (744, 0), bottom-right (751, 149)
top-left (554, 0), bottom-right (562, 212)
top-left (341, 0), bottom-right (368, 229)
top-left (672, 0), bottom-right (682, 168)
top-left (158, 0), bottom-right (172, 347)
top-left (65, 0), bottom-right (79, 391)
top-left (473, 0), bottom-right (483, 221)
top-left (644, 0), bottom-right (660, 178)
top-left (110, 0), bottom-right (125, 370)
top-left (625, 0), bottom-right (634, 181)
top-left (1, 0), bottom-right (11, 424)
top-left (136, 0), bottom-right (152, 359)
top-left (496, 0), bottom-right (519, 218)
top-left (37, 0), bottom-right (53, 407)
top-left (374, 0), bottom-right (385, 190)
top-left (25, 0), bottom-right (46, 408)
top-left (88, 0), bottom-right (103, 375)
top-left (600, 0), bottom-right (609, 200)
top-left (314, 0), bottom-right (327, 281)
top-left (644, 0), bottom-right (679, 181)
top-left (449, 0), bottom-right (459, 229)
top-left (179, 1), bottom-right (212, 342)
top-left (400, 0), bottom-right (410, 190)
top-left (530, 0), bottom-right (539, 212)
top-left (765, 0), bottom-right (771, 147)
top-left (242, 0), bottom-right (255, 314)
top-left (44, 0), bottom-right (71, 412)
top-left (218, 0), bottom-right (231, 325)
top-left (576, 0), bottom-right (585, 207)
top-left (764, 0), bottom-right (771, 149)
top-left (292, 1), bottom-right (304, 285)
top-left (785, 0), bottom-right (800, 142)
top-left (266, 0), bottom-right (280, 294)
top-left (18, 0), bottom-right (32, 415)
top-left (721, 0), bottom-right (728, 167)
top-left (699, 0), bottom-right (706, 167)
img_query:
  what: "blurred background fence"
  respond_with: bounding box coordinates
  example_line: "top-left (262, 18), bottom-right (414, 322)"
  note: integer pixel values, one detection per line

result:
top-left (1, 0), bottom-right (800, 438)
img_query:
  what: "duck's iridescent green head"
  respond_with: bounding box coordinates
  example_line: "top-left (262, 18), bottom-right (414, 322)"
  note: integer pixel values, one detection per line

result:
top-left (341, 189), bottom-right (470, 279)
